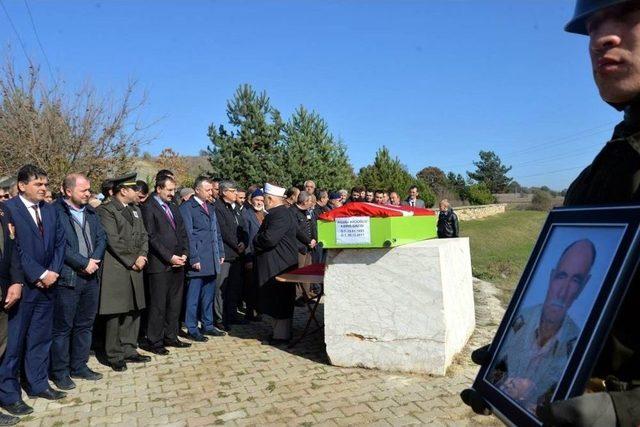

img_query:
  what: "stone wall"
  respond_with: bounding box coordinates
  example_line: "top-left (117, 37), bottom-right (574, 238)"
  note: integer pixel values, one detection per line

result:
top-left (455, 203), bottom-right (506, 221)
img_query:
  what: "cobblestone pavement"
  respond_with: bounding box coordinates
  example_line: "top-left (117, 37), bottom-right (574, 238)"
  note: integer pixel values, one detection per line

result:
top-left (18, 279), bottom-right (504, 426)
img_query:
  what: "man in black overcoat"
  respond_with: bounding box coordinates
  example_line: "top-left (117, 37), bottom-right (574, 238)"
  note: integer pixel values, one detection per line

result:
top-left (254, 183), bottom-right (299, 344)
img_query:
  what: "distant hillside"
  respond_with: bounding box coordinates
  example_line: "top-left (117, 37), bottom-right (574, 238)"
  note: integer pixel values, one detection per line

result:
top-left (134, 155), bottom-right (212, 183)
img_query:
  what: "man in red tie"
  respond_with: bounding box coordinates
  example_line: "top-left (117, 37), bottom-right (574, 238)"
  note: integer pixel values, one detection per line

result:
top-left (140, 176), bottom-right (190, 355)
top-left (179, 176), bottom-right (226, 341)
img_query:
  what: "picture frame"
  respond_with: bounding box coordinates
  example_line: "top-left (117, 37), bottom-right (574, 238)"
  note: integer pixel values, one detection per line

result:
top-left (471, 205), bottom-right (640, 427)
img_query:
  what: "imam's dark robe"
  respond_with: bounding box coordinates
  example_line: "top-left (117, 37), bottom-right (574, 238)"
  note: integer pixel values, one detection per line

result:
top-left (254, 204), bottom-right (298, 319)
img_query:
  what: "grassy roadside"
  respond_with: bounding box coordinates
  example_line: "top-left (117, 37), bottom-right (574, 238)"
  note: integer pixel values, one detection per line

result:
top-left (460, 210), bottom-right (547, 305)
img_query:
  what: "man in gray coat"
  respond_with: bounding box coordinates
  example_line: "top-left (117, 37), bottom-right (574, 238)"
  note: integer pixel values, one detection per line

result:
top-left (97, 173), bottom-right (151, 371)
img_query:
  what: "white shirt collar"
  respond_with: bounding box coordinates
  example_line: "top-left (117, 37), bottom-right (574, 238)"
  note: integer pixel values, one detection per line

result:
top-left (193, 196), bottom-right (205, 205)
top-left (19, 194), bottom-right (39, 209)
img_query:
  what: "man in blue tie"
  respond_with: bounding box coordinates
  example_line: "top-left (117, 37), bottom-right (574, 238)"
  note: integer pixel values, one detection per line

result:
top-left (0, 165), bottom-right (67, 416)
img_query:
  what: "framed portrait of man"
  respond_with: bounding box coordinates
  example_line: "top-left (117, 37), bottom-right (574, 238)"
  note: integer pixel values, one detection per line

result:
top-left (471, 205), bottom-right (640, 427)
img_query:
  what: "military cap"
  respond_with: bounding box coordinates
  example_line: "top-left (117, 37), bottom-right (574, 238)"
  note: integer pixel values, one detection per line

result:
top-left (111, 172), bottom-right (138, 188)
top-left (565, 0), bottom-right (633, 35)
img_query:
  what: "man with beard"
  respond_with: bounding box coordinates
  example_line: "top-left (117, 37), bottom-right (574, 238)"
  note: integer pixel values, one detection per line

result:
top-left (254, 183), bottom-right (299, 344)
top-left (488, 239), bottom-right (594, 413)
top-left (50, 174), bottom-right (107, 390)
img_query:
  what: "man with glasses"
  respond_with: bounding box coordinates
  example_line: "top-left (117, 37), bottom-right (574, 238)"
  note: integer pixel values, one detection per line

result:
top-left (213, 180), bottom-right (248, 330)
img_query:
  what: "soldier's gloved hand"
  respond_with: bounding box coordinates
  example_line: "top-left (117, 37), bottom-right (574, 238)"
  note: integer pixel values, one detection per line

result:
top-left (471, 344), bottom-right (491, 366)
top-left (536, 392), bottom-right (616, 426)
top-left (459, 344), bottom-right (493, 415)
top-left (460, 388), bottom-right (492, 416)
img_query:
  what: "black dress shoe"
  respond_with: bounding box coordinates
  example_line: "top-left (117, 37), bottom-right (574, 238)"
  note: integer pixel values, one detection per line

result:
top-left (28, 387), bottom-right (67, 400)
top-left (202, 328), bottom-right (226, 337)
top-left (71, 368), bottom-right (103, 381)
top-left (164, 339), bottom-right (191, 348)
top-left (125, 353), bottom-right (152, 363)
top-left (214, 322), bottom-right (227, 332)
top-left (0, 413), bottom-right (19, 426)
top-left (1, 400), bottom-right (33, 416)
top-left (51, 375), bottom-right (76, 390)
top-left (186, 333), bottom-right (209, 342)
top-left (110, 361), bottom-right (127, 372)
top-left (140, 343), bottom-right (169, 356)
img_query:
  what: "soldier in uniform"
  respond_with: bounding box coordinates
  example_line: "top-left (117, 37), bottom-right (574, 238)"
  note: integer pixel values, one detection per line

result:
top-left (464, 2), bottom-right (640, 424)
top-left (488, 239), bottom-right (593, 413)
top-left (97, 173), bottom-right (151, 371)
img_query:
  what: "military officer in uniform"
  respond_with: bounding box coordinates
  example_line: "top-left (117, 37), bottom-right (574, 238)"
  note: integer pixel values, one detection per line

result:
top-left (97, 173), bottom-right (151, 371)
top-left (488, 239), bottom-right (594, 413)
top-left (464, 2), bottom-right (640, 423)
top-left (254, 183), bottom-right (299, 344)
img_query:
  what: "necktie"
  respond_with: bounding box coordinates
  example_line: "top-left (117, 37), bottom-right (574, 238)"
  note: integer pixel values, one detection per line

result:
top-left (202, 202), bottom-right (209, 215)
top-left (410, 200), bottom-right (414, 207)
top-left (163, 204), bottom-right (176, 229)
top-left (31, 205), bottom-right (44, 236)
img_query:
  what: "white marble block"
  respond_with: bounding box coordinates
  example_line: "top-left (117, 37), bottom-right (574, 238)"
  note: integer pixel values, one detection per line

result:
top-left (324, 238), bottom-right (475, 376)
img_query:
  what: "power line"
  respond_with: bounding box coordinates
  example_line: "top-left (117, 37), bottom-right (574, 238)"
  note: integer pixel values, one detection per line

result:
top-left (23, 0), bottom-right (54, 81)
top-left (437, 122), bottom-right (615, 171)
top-left (516, 165), bottom-right (585, 179)
top-left (0, 0), bottom-right (31, 64)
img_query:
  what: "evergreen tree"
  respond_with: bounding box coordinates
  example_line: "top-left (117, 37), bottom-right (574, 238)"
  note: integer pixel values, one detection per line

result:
top-left (467, 150), bottom-right (513, 193)
top-left (447, 171), bottom-right (468, 201)
top-left (357, 146), bottom-right (435, 207)
top-left (283, 106), bottom-right (354, 190)
top-left (207, 84), bottom-right (288, 188)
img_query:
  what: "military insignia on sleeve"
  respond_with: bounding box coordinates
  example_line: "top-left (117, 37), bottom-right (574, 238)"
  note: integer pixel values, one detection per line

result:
top-left (511, 315), bottom-right (524, 332)
top-left (566, 337), bottom-right (577, 357)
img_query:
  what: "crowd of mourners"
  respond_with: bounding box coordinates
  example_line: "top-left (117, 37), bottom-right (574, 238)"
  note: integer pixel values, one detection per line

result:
top-left (0, 164), bottom-right (458, 425)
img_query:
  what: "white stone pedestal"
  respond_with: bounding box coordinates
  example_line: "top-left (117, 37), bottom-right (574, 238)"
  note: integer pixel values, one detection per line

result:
top-left (324, 238), bottom-right (475, 376)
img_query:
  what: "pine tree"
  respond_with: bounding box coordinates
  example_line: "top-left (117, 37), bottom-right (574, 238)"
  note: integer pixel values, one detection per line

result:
top-left (467, 150), bottom-right (513, 193)
top-left (207, 84), bottom-right (289, 188)
top-left (283, 106), bottom-right (354, 190)
top-left (357, 146), bottom-right (435, 206)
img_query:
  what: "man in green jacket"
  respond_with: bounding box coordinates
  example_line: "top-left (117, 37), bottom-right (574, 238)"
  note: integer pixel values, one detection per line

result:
top-left (97, 173), bottom-right (151, 372)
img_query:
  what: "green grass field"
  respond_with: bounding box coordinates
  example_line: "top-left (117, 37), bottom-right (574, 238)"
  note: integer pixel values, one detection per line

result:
top-left (460, 210), bottom-right (547, 304)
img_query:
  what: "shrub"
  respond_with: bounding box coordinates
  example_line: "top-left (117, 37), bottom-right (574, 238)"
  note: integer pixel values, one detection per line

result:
top-left (530, 190), bottom-right (554, 211)
top-left (466, 183), bottom-right (496, 205)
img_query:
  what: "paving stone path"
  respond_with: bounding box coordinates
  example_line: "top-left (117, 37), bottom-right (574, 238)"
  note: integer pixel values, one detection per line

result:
top-left (18, 279), bottom-right (505, 426)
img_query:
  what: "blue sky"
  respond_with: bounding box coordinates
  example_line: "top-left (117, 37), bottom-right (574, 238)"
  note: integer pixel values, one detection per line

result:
top-left (0, 0), bottom-right (620, 189)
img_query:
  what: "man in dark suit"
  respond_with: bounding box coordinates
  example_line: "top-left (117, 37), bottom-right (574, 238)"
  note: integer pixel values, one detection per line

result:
top-left (0, 204), bottom-right (23, 425)
top-left (140, 176), bottom-right (190, 354)
top-left (240, 189), bottom-right (266, 321)
top-left (97, 173), bottom-right (150, 372)
top-left (0, 165), bottom-right (67, 416)
top-left (402, 185), bottom-right (426, 208)
top-left (179, 176), bottom-right (226, 341)
top-left (50, 174), bottom-right (107, 390)
top-left (213, 180), bottom-right (248, 330)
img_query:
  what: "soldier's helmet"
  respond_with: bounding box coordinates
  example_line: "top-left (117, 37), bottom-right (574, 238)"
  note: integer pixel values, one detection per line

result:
top-left (565, 0), bottom-right (634, 35)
